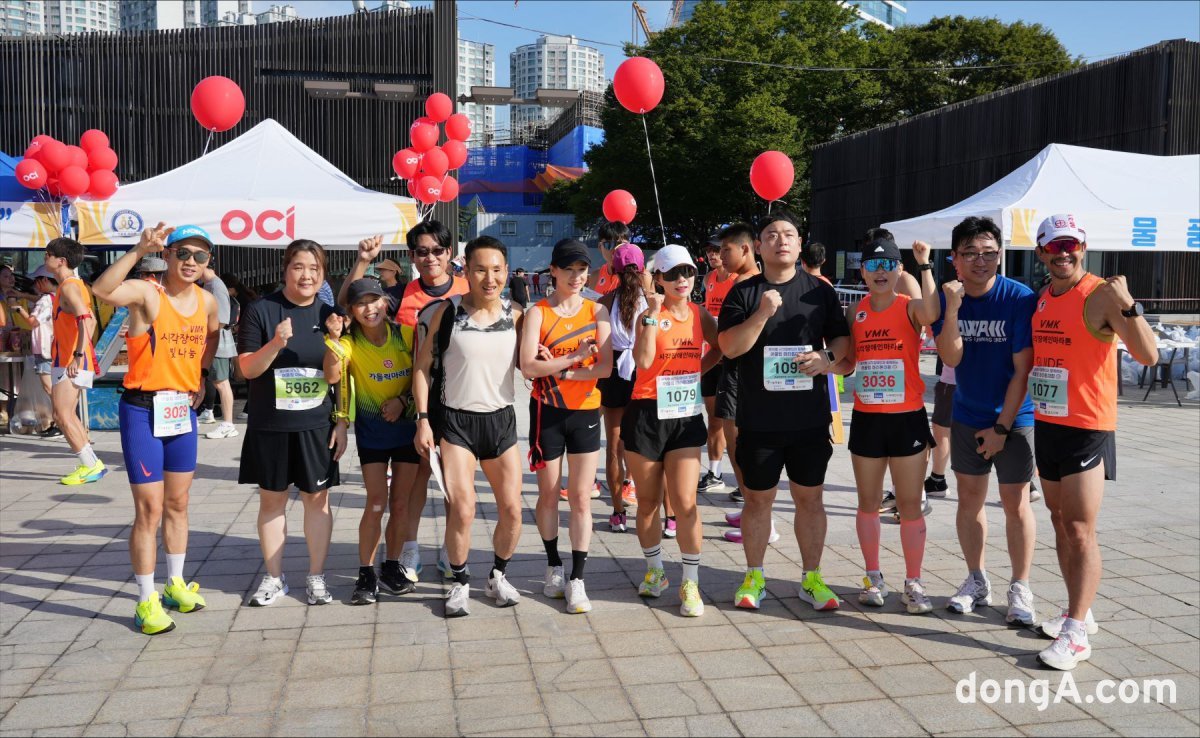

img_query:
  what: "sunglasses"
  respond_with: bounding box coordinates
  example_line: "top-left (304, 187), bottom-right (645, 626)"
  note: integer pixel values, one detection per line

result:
top-left (660, 265), bottom-right (697, 281)
top-left (170, 247), bottom-right (211, 265)
top-left (414, 247), bottom-right (448, 259)
top-left (1041, 239), bottom-right (1082, 256)
top-left (863, 258), bottom-right (899, 273)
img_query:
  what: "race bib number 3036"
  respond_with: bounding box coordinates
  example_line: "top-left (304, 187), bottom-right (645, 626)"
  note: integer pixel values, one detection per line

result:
top-left (274, 367), bottom-right (329, 411)
top-left (764, 345), bottom-right (813, 392)
top-left (856, 359), bottom-right (905, 405)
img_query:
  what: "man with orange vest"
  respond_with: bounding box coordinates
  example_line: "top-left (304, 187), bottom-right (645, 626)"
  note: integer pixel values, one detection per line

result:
top-left (1029, 214), bottom-right (1158, 670)
top-left (698, 236), bottom-right (734, 494)
top-left (92, 223), bottom-right (220, 636)
top-left (587, 220), bottom-right (629, 296)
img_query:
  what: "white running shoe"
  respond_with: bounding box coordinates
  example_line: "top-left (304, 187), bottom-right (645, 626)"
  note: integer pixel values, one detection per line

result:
top-left (306, 574), bottom-right (332, 605)
top-left (205, 422), bottom-right (239, 439)
top-left (196, 409), bottom-right (216, 425)
top-left (1005, 581), bottom-right (1037, 626)
top-left (399, 548), bottom-right (421, 583)
top-left (1040, 609), bottom-right (1099, 639)
top-left (858, 571), bottom-right (889, 607)
top-left (486, 570), bottom-right (520, 607)
top-left (445, 582), bottom-right (470, 618)
top-left (544, 565), bottom-right (565, 599)
top-left (947, 575), bottom-right (992, 613)
top-left (902, 578), bottom-right (933, 614)
top-left (1038, 629), bottom-right (1092, 670)
top-left (565, 579), bottom-right (592, 614)
top-left (249, 574), bottom-right (288, 606)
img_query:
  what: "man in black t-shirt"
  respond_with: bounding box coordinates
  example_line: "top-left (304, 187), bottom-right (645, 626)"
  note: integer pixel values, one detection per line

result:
top-left (508, 268), bottom-right (529, 308)
top-left (718, 212), bottom-right (851, 613)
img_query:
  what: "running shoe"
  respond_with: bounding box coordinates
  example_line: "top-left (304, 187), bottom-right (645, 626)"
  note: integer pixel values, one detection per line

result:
top-left (924, 475), bottom-right (949, 498)
top-left (60, 460), bottom-right (107, 486)
top-left (350, 569), bottom-right (379, 605)
top-left (399, 548), bottom-right (422, 582)
top-left (638, 567), bottom-right (669, 598)
top-left (205, 423), bottom-right (239, 440)
top-left (436, 548), bottom-right (468, 580)
top-left (306, 574), bottom-right (333, 605)
top-left (798, 569), bottom-right (841, 611)
top-left (134, 592), bottom-right (176, 636)
top-left (1006, 581), bottom-right (1037, 626)
top-left (697, 470), bottom-right (725, 494)
top-left (724, 510), bottom-right (742, 527)
top-left (486, 570), bottom-right (520, 607)
top-left (1040, 609), bottom-right (1098, 639)
top-left (609, 511), bottom-right (627, 533)
top-left (37, 425), bottom-right (63, 439)
top-left (729, 488), bottom-right (743, 503)
top-left (921, 497), bottom-right (933, 517)
top-left (663, 518), bottom-right (677, 539)
top-left (734, 569), bottom-right (766, 609)
top-left (379, 561), bottom-right (415, 595)
top-left (1037, 629), bottom-right (1092, 671)
top-left (878, 491), bottom-right (897, 515)
top-left (565, 579), bottom-right (592, 614)
top-left (723, 524), bottom-right (780, 545)
top-left (544, 565), bottom-right (565, 599)
top-left (197, 409), bottom-right (216, 424)
top-left (620, 480), bottom-right (637, 507)
top-left (445, 582), bottom-right (470, 618)
top-left (902, 578), bottom-right (933, 614)
top-left (947, 575), bottom-right (992, 614)
top-left (236, 410), bottom-right (249, 421)
top-left (162, 576), bottom-right (206, 613)
top-left (679, 580), bottom-right (704, 617)
top-left (1029, 482), bottom-right (1042, 504)
top-left (249, 574), bottom-right (288, 606)
top-left (858, 571), bottom-right (888, 607)
top-left (560, 482), bottom-right (602, 500)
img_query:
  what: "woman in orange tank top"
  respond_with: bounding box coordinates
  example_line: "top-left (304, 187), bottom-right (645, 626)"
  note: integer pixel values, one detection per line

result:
top-left (519, 239), bottom-right (613, 614)
top-left (835, 238), bottom-right (940, 615)
top-left (622, 244), bottom-right (722, 618)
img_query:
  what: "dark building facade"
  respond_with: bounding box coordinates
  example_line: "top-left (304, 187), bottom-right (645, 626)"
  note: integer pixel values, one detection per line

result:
top-left (809, 40), bottom-right (1199, 310)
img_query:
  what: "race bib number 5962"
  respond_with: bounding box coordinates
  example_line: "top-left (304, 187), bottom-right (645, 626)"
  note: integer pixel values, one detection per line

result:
top-left (274, 368), bottom-right (328, 411)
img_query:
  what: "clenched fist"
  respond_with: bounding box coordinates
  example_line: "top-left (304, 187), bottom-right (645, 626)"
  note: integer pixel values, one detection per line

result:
top-left (942, 280), bottom-right (965, 312)
top-left (644, 291), bottom-right (665, 317)
top-left (757, 289), bottom-right (782, 318)
top-left (912, 240), bottom-right (931, 265)
top-left (273, 317), bottom-right (293, 348)
top-left (357, 234), bottom-right (384, 263)
top-left (1097, 275), bottom-right (1136, 312)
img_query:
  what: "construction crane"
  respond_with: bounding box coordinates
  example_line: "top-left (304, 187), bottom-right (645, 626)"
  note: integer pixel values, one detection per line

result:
top-left (632, 1), bottom-right (654, 45)
top-left (667, 0), bottom-right (685, 28)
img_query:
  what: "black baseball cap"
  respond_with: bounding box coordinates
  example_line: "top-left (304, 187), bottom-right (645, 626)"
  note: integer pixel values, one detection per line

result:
top-left (860, 238), bottom-right (902, 262)
top-left (346, 277), bottom-right (386, 304)
top-left (551, 238), bottom-right (590, 268)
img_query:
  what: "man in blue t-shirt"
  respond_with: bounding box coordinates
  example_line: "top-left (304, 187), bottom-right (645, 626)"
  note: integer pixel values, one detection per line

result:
top-left (933, 216), bottom-right (1038, 627)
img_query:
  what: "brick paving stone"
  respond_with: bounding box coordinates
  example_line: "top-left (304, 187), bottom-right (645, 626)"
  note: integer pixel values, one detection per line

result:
top-left (727, 706), bottom-right (834, 736)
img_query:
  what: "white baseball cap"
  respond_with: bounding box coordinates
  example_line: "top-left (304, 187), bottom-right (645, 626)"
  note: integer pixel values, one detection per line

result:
top-left (1037, 213), bottom-right (1087, 247)
top-left (651, 243), bottom-right (694, 273)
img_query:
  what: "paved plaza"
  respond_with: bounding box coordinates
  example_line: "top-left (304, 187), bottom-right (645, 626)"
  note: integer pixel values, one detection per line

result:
top-left (1, 358), bottom-right (1197, 736)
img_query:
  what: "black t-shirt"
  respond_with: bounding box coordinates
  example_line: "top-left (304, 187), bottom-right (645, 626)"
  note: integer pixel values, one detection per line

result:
top-left (508, 275), bottom-right (529, 307)
top-left (717, 270), bottom-right (850, 433)
top-left (237, 291), bottom-right (335, 432)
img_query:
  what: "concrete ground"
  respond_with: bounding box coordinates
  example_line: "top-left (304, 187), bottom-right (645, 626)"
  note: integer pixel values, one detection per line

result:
top-left (1, 357), bottom-right (1197, 736)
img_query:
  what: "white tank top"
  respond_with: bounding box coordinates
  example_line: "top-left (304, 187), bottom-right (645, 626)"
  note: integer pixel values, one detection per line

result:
top-left (441, 298), bottom-right (517, 412)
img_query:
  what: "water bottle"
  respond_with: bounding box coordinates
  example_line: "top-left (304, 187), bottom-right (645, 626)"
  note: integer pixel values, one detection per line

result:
top-left (9, 410), bottom-right (39, 435)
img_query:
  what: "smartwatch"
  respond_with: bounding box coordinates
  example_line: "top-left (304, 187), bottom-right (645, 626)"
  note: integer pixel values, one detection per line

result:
top-left (73, 351), bottom-right (85, 358)
top-left (992, 423), bottom-right (1011, 436)
top-left (1120, 302), bottom-right (1143, 319)
top-left (201, 367), bottom-right (210, 378)
top-left (415, 412), bottom-right (430, 421)
top-left (640, 316), bottom-right (658, 327)
top-left (917, 263), bottom-right (934, 272)
top-left (823, 349), bottom-right (836, 365)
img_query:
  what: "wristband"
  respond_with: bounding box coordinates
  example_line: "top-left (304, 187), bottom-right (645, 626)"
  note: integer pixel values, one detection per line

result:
top-left (73, 351), bottom-right (85, 358)
top-left (74, 314), bottom-right (93, 322)
top-left (201, 367), bottom-right (210, 378)
top-left (323, 337), bottom-right (349, 359)
top-left (917, 263), bottom-right (933, 272)
top-left (332, 411), bottom-right (350, 421)
top-left (416, 411), bottom-right (430, 421)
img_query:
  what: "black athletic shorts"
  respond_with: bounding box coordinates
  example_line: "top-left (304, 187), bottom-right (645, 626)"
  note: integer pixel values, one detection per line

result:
top-left (700, 364), bottom-right (721, 398)
top-left (528, 398), bottom-right (601, 468)
top-left (848, 408), bottom-right (936, 459)
top-left (441, 405), bottom-right (518, 461)
top-left (598, 371), bottom-right (635, 409)
top-left (239, 425), bottom-right (340, 493)
top-left (358, 443), bottom-right (421, 466)
top-left (621, 399), bottom-right (706, 462)
top-left (931, 381), bottom-right (955, 427)
top-left (736, 430), bottom-right (833, 491)
top-left (1035, 420), bottom-right (1116, 482)
top-left (715, 361), bottom-right (738, 420)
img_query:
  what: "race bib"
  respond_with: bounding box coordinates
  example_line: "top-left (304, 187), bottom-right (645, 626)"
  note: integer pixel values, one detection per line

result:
top-left (856, 359), bottom-right (905, 405)
top-left (274, 367), bottom-right (329, 411)
top-left (152, 391), bottom-right (191, 438)
top-left (656, 372), bottom-right (702, 419)
top-left (764, 345), bottom-right (813, 392)
top-left (1029, 366), bottom-right (1068, 417)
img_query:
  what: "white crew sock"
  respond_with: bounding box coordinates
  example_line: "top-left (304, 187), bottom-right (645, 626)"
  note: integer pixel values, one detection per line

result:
top-left (642, 545), bottom-right (663, 571)
top-left (166, 553), bottom-right (185, 581)
top-left (78, 445), bottom-right (98, 468)
top-left (710, 459), bottom-right (723, 477)
top-left (403, 540), bottom-right (419, 554)
top-left (135, 572), bottom-right (156, 603)
top-left (681, 553), bottom-right (700, 583)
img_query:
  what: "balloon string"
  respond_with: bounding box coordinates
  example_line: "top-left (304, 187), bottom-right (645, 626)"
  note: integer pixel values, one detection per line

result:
top-left (768, 200), bottom-right (773, 215)
top-left (201, 131), bottom-right (214, 158)
top-left (640, 114), bottom-right (667, 248)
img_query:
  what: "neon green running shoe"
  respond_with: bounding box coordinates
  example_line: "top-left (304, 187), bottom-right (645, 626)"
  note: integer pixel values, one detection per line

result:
top-left (679, 580), bottom-right (704, 617)
top-left (734, 569), bottom-right (766, 610)
top-left (798, 569), bottom-right (841, 611)
top-left (638, 567), bottom-right (669, 598)
top-left (162, 576), bottom-right (207, 613)
top-left (60, 460), bottom-right (107, 486)
top-left (134, 592), bottom-right (176, 636)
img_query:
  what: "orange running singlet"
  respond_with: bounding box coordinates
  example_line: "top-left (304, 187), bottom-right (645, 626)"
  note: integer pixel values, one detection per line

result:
top-left (52, 277), bottom-right (97, 371)
top-left (703, 271), bottom-right (735, 318)
top-left (594, 263), bottom-right (620, 296)
top-left (851, 294), bottom-right (924, 413)
top-left (124, 284), bottom-right (209, 393)
top-left (532, 299), bottom-right (601, 410)
top-left (395, 275), bottom-right (469, 353)
top-left (1031, 273), bottom-right (1117, 431)
top-left (632, 302), bottom-right (704, 400)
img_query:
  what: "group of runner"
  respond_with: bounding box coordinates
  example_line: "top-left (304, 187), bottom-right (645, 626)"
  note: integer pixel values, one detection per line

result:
top-left (45, 208), bottom-right (1157, 673)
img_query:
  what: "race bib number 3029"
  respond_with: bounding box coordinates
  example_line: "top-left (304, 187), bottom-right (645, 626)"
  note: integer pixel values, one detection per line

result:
top-left (764, 345), bottom-right (813, 392)
top-left (274, 367), bottom-right (329, 411)
top-left (152, 391), bottom-right (192, 437)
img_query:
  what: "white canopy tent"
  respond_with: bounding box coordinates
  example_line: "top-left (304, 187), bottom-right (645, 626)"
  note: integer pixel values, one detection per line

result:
top-left (883, 144), bottom-right (1199, 251)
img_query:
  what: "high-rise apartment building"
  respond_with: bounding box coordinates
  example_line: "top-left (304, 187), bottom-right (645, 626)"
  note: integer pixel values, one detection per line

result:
top-left (458, 38), bottom-right (495, 145)
top-left (509, 35), bottom-right (605, 133)
top-left (0, 0), bottom-right (120, 35)
top-left (120, 0), bottom-right (250, 32)
top-left (674, 0), bottom-right (907, 30)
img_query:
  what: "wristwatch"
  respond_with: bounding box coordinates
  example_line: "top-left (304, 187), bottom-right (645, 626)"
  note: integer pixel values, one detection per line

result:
top-left (1120, 302), bottom-right (1143, 318)
top-left (917, 263), bottom-right (933, 272)
top-left (640, 316), bottom-right (658, 327)
top-left (73, 351), bottom-right (84, 358)
top-left (201, 367), bottom-right (210, 378)
top-left (823, 349), bottom-right (836, 365)
top-left (992, 423), bottom-right (1011, 436)
top-left (415, 412), bottom-right (430, 421)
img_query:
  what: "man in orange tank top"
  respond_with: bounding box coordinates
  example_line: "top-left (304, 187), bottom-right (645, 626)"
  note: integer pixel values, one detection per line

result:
top-left (698, 237), bottom-right (734, 495)
top-left (93, 223), bottom-right (220, 636)
top-left (1029, 214), bottom-right (1158, 671)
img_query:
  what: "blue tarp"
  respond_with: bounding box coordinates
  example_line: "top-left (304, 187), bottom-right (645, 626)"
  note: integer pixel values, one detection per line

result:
top-left (548, 126), bottom-right (604, 169)
top-left (1, 151), bottom-right (36, 203)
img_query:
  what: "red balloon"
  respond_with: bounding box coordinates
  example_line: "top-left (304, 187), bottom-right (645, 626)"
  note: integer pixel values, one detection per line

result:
top-left (58, 165), bottom-right (90, 197)
top-left (66, 145), bottom-right (88, 170)
top-left (613, 57), bottom-right (665, 114)
top-left (88, 146), bottom-right (118, 172)
top-left (425, 92), bottom-right (454, 123)
top-left (410, 121), bottom-right (438, 153)
top-left (87, 169), bottom-right (119, 200)
top-left (27, 134), bottom-right (55, 156)
top-left (437, 176), bottom-right (459, 203)
top-left (46, 178), bottom-right (63, 198)
top-left (412, 175), bottom-right (441, 204)
top-left (392, 149), bottom-right (421, 179)
top-left (420, 147), bottom-right (449, 179)
top-left (38, 139), bottom-right (70, 174)
top-left (445, 113), bottom-right (471, 142)
top-left (80, 129), bottom-right (110, 152)
top-left (14, 158), bottom-right (48, 189)
top-left (749, 150), bottom-right (795, 202)
top-left (602, 189), bottom-right (638, 224)
top-left (442, 139), bottom-right (468, 170)
top-left (190, 75), bottom-right (246, 132)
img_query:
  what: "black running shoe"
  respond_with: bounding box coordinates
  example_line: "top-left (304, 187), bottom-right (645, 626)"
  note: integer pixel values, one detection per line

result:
top-left (878, 491), bottom-right (897, 515)
top-left (350, 569), bottom-right (379, 605)
top-left (38, 426), bottom-right (63, 438)
top-left (924, 475), bottom-right (949, 498)
top-left (729, 488), bottom-right (743, 503)
top-left (379, 562), bottom-right (416, 595)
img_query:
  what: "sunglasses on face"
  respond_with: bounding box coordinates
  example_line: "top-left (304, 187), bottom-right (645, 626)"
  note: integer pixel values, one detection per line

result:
top-left (414, 247), bottom-right (448, 259)
top-left (1041, 239), bottom-right (1082, 256)
top-left (170, 247), bottom-right (211, 265)
top-left (956, 250), bottom-right (1000, 264)
top-left (863, 258), bottom-right (899, 273)
top-left (660, 265), bottom-right (697, 281)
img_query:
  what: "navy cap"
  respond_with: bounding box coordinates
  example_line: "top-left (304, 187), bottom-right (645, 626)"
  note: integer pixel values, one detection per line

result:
top-left (346, 277), bottom-right (386, 304)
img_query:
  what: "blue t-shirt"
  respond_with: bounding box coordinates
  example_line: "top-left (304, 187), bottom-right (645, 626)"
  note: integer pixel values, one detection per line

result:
top-left (932, 275), bottom-right (1036, 428)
